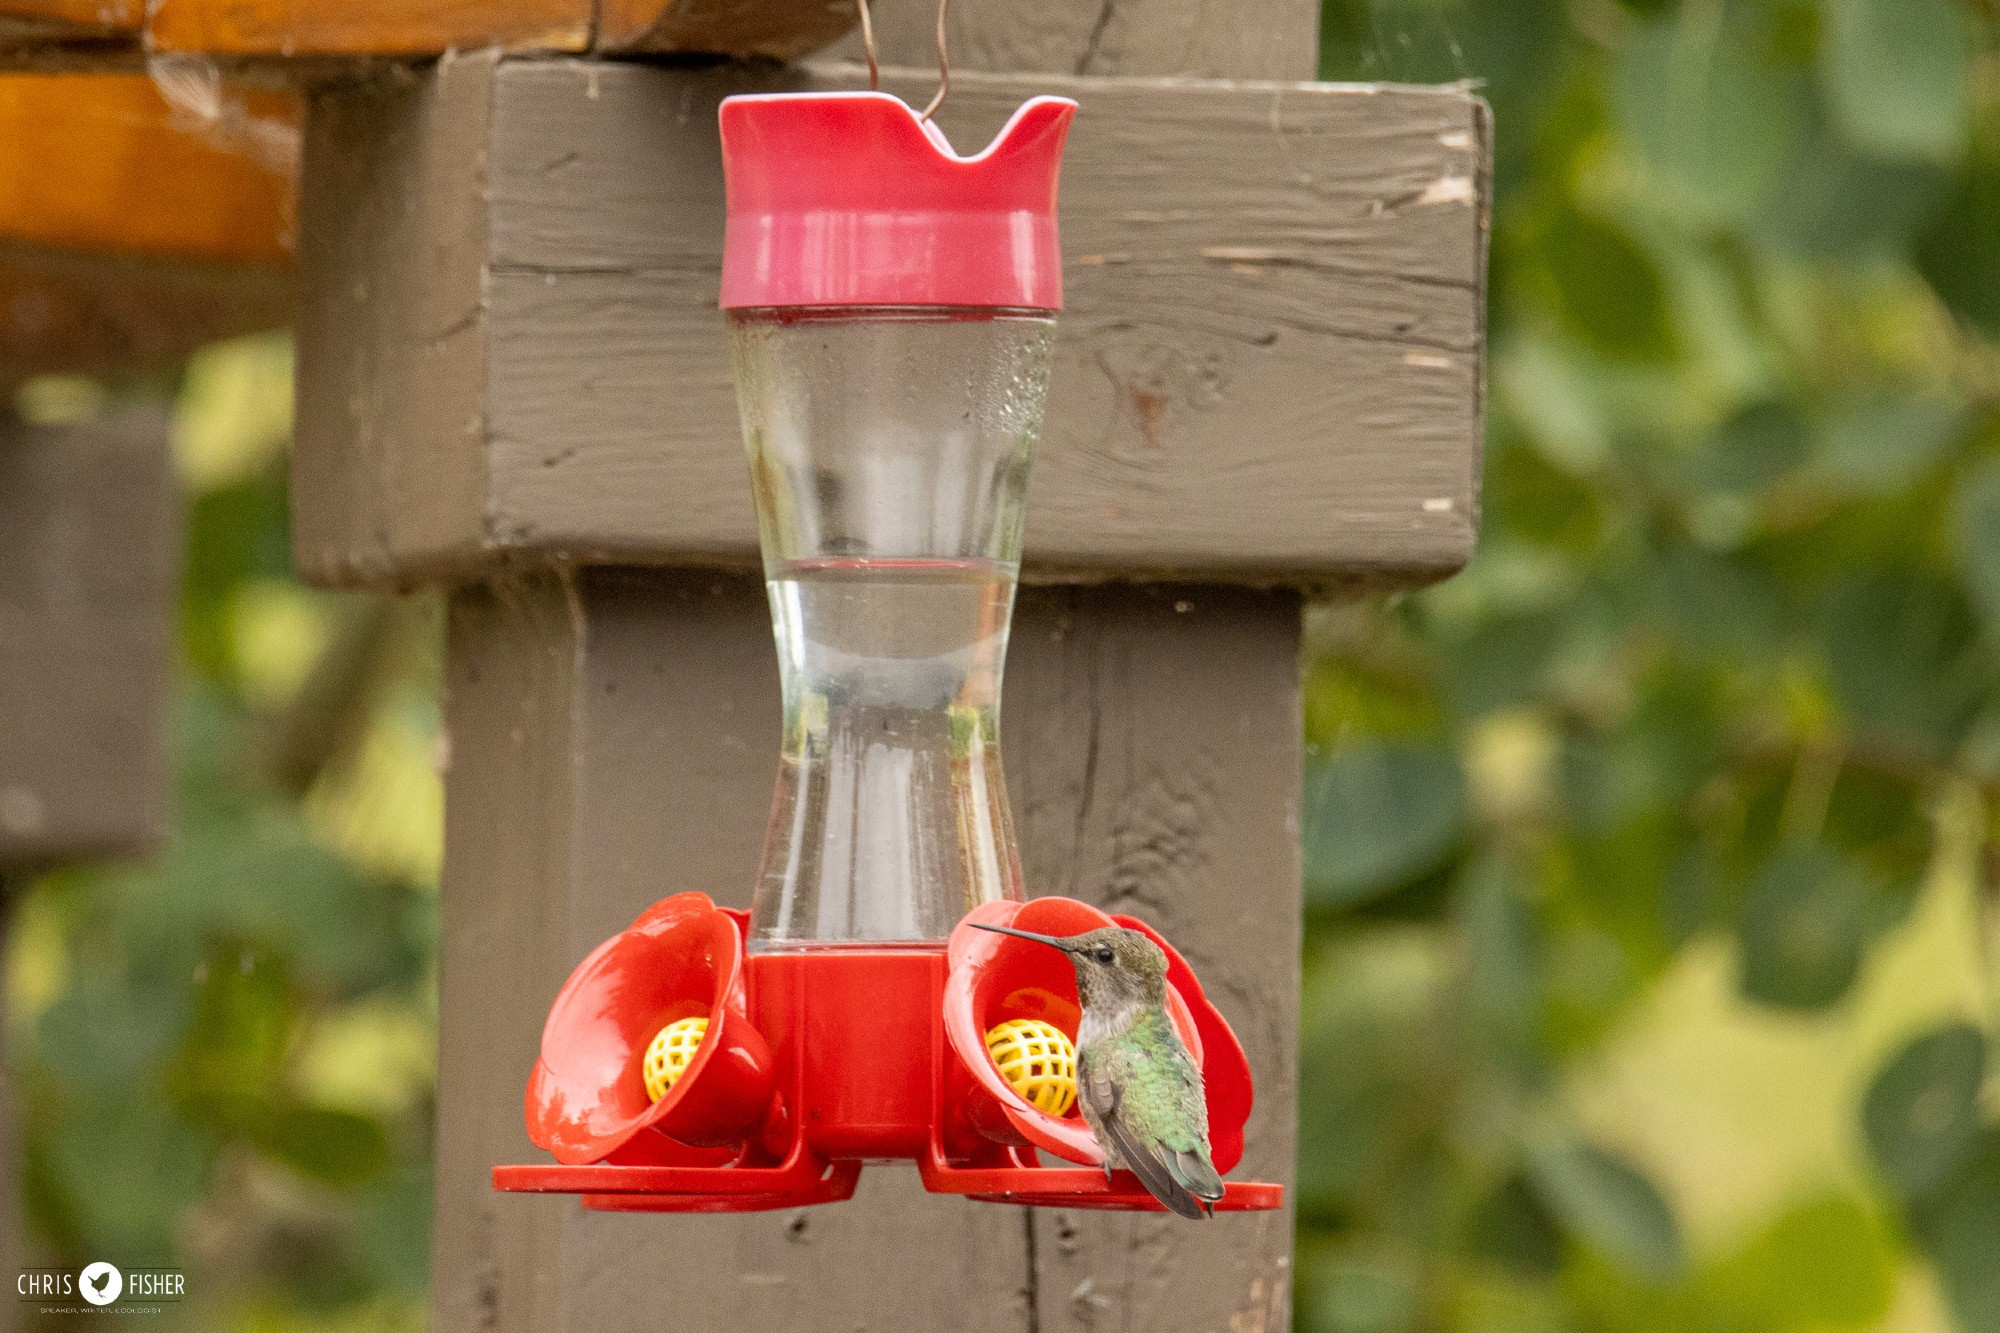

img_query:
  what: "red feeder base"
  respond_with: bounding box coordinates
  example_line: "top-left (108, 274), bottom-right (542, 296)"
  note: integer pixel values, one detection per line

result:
top-left (494, 895), bottom-right (1284, 1214)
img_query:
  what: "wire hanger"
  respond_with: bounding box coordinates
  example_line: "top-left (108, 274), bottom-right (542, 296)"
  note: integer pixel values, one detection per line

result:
top-left (854, 0), bottom-right (952, 123)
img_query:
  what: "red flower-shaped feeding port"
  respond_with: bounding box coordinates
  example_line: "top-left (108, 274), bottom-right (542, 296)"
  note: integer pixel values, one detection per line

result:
top-left (925, 897), bottom-right (1277, 1210)
top-left (524, 892), bottom-right (776, 1164)
top-left (498, 892), bottom-right (1279, 1213)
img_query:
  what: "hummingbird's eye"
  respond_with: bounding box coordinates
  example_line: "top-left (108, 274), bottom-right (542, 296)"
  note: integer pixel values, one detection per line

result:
top-left (1094, 946), bottom-right (1115, 964)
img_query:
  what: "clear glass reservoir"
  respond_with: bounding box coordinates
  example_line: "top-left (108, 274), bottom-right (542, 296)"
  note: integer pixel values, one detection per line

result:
top-left (729, 307), bottom-right (1056, 949)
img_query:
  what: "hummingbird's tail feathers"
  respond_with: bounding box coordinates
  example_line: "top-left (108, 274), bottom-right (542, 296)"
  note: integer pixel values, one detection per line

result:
top-left (1167, 1148), bottom-right (1225, 1204)
top-left (1101, 1116), bottom-right (1208, 1220)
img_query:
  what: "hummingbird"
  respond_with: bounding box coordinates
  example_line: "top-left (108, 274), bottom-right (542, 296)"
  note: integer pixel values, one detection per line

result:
top-left (971, 922), bottom-right (1224, 1219)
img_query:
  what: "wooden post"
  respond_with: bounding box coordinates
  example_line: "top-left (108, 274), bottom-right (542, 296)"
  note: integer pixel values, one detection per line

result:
top-left (0, 408), bottom-right (178, 1328)
top-left (288, 15), bottom-right (1487, 1332)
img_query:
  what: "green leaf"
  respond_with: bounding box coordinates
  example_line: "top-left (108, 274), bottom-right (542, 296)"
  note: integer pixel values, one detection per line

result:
top-left (349, 1162), bottom-right (435, 1298)
top-left (1617, 11), bottom-right (1810, 225)
top-left (1538, 210), bottom-right (1677, 361)
top-left (1298, 1239), bottom-right (1426, 1333)
top-left (1458, 851), bottom-right (1541, 1060)
top-left (1303, 743), bottom-right (1468, 909)
top-left (1812, 394), bottom-right (1969, 495)
top-left (1296, 929), bottom-right (1454, 1213)
top-left (1652, 545), bottom-right (1785, 666)
top-left (1954, 456), bottom-right (2000, 633)
top-left (1486, 430), bottom-right (1605, 553)
top-left (1863, 1022), bottom-right (1986, 1199)
top-left (1737, 843), bottom-right (1872, 1011)
top-left (1910, 1131), bottom-right (2000, 1333)
top-left (1917, 112), bottom-right (2000, 336)
top-left (1818, 765), bottom-right (1933, 890)
top-left (1681, 402), bottom-right (1808, 499)
top-left (1467, 1173), bottom-right (1564, 1278)
top-left (25, 1090), bottom-right (213, 1262)
top-left (172, 943), bottom-right (296, 1122)
top-left (1819, 0), bottom-right (1973, 164)
top-left (1756, 102), bottom-right (1950, 258)
top-left (254, 1104), bottom-right (393, 1190)
top-left (1820, 570), bottom-right (1986, 757)
top-left (1705, 1191), bottom-right (1897, 1328)
top-left (1525, 1134), bottom-right (1684, 1283)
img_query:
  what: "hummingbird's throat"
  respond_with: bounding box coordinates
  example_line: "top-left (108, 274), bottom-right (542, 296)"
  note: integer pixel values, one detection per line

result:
top-left (1077, 996), bottom-right (1144, 1049)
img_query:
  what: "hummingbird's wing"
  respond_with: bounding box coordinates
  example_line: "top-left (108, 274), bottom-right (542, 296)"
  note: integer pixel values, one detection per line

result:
top-left (1165, 1147), bottom-right (1224, 1205)
top-left (1100, 1107), bottom-right (1208, 1220)
top-left (1081, 1059), bottom-right (1207, 1221)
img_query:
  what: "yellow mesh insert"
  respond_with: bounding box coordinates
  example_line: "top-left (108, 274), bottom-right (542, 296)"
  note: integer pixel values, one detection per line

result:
top-left (642, 1016), bottom-right (710, 1102)
top-left (984, 1017), bottom-right (1078, 1116)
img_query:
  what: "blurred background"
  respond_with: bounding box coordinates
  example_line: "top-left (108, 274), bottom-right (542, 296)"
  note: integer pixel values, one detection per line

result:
top-left (6, 0), bottom-right (2000, 1329)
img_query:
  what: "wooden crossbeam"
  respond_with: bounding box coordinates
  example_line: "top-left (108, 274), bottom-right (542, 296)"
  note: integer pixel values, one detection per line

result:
top-left (294, 58), bottom-right (1488, 591)
top-left (0, 410), bottom-right (175, 869)
top-left (597, 0), bottom-right (859, 59)
top-left (841, 0), bottom-right (1321, 82)
top-left (0, 73), bottom-right (295, 381)
top-left (0, 0), bottom-right (138, 45)
top-left (1, 0), bottom-right (858, 57)
top-left (0, 73), bottom-right (295, 263)
top-left (146, 0), bottom-right (591, 56)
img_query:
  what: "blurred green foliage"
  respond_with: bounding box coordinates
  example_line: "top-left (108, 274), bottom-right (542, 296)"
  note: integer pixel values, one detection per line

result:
top-left (1301, 0), bottom-right (2000, 1329)
top-left (8, 337), bottom-right (442, 1331)
top-left (5, 2), bottom-right (1999, 1331)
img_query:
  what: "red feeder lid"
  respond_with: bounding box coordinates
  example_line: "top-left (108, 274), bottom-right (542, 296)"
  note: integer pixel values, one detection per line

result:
top-left (718, 91), bottom-right (1077, 311)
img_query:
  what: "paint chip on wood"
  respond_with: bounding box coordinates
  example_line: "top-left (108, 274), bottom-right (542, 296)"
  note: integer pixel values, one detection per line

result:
top-left (1201, 245), bottom-right (1283, 263)
top-left (1403, 351), bottom-right (1455, 369)
top-left (1421, 497), bottom-right (1454, 513)
top-left (1416, 175), bottom-right (1475, 205)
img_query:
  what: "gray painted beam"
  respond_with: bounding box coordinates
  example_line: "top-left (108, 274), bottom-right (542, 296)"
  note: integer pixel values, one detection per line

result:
top-left (0, 409), bottom-right (175, 868)
top-left (831, 0), bottom-right (1322, 82)
top-left (294, 57), bottom-right (1488, 592)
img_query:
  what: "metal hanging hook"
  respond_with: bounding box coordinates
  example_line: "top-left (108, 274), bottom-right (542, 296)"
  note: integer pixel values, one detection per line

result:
top-left (854, 0), bottom-right (880, 92)
top-left (918, 0), bottom-right (951, 124)
top-left (853, 0), bottom-right (950, 122)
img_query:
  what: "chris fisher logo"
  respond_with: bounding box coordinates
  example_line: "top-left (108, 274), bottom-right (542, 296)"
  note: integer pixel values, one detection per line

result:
top-left (16, 1263), bottom-right (186, 1315)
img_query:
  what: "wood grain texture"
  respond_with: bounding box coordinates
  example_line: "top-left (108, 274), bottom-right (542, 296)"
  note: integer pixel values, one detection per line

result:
top-left (599, 0), bottom-right (857, 58)
top-left (1008, 584), bottom-right (1300, 1332)
top-left (0, 410), bottom-right (175, 868)
top-left (0, 0), bottom-right (137, 43)
top-left (436, 572), bottom-right (1034, 1333)
top-left (0, 73), bottom-right (295, 263)
top-left (0, 240), bottom-right (292, 387)
top-left (829, 0), bottom-right (1319, 81)
top-left (0, 0), bottom-right (851, 57)
top-left (292, 51), bottom-right (492, 590)
top-left (292, 58), bottom-right (1487, 591)
top-left (146, 0), bottom-right (588, 54)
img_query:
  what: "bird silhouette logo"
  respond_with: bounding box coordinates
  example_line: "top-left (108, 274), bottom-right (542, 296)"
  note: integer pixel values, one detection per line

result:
top-left (78, 1262), bottom-right (121, 1307)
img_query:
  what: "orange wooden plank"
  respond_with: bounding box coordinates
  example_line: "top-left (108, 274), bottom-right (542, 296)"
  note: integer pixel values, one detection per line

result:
top-left (0, 73), bottom-right (294, 264)
top-left (146, 0), bottom-right (588, 54)
top-left (0, 0), bottom-right (140, 36)
top-left (598, 0), bottom-right (855, 58)
top-left (0, 248), bottom-right (293, 385)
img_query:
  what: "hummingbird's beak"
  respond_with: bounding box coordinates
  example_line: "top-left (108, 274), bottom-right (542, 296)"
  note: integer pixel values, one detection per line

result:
top-left (968, 922), bottom-right (1076, 952)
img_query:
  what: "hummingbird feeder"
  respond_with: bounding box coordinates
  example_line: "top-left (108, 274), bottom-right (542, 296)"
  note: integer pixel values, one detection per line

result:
top-left (492, 80), bottom-right (1284, 1216)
